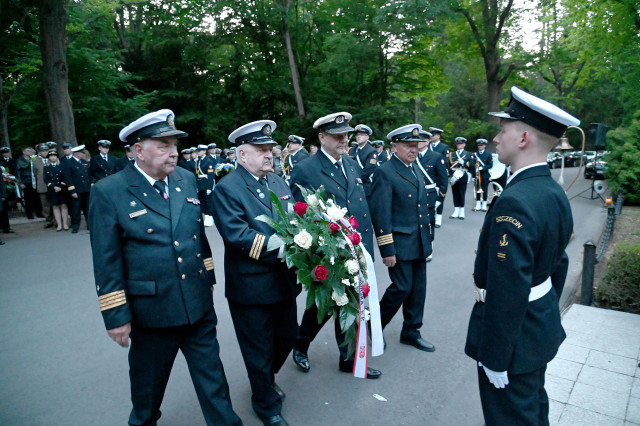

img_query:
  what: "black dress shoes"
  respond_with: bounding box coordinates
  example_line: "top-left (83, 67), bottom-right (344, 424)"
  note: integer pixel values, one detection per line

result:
top-left (400, 335), bottom-right (435, 352)
top-left (338, 362), bottom-right (382, 379)
top-left (272, 382), bottom-right (285, 400)
top-left (261, 414), bottom-right (289, 426)
top-left (3, 229), bottom-right (14, 234)
top-left (71, 227), bottom-right (78, 234)
top-left (292, 349), bottom-right (310, 372)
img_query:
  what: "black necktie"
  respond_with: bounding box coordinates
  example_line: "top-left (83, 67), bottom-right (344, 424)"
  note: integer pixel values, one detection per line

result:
top-left (409, 163), bottom-right (418, 180)
top-left (153, 180), bottom-right (168, 200)
top-left (259, 177), bottom-right (268, 188)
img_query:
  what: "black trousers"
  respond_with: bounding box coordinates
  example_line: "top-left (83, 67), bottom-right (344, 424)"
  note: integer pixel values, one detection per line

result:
top-left (295, 304), bottom-right (351, 362)
top-left (1, 199), bottom-right (10, 231)
top-left (380, 259), bottom-right (427, 336)
top-left (22, 184), bottom-right (42, 218)
top-left (128, 309), bottom-right (241, 426)
top-left (478, 365), bottom-right (549, 426)
top-left (70, 192), bottom-right (90, 228)
top-left (198, 190), bottom-right (212, 216)
top-left (229, 298), bottom-right (297, 420)
top-left (451, 179), bottom-right (468, 207)
top-left (475, 171), bottom-right (490, 201)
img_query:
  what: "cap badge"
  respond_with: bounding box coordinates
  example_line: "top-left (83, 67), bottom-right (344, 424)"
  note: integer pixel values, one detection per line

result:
top-left (262, 124), bottom-right (272, 136)
top-left (167, 114), bottom-right (175, 127)
top-left (336, 115), bottom-right (345, 124)
top-left (412, 128), bottom-right (420, 137)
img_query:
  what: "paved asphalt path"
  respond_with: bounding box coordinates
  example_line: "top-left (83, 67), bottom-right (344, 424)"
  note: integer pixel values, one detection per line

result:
top-left (0, 166), bottom-right (606, 426)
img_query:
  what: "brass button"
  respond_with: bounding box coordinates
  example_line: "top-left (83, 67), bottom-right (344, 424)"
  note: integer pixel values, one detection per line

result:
top-left (193, 235), bottom-right (197, 240)
top-left (181, 274), bottom-right (186, 280)
top-left (419, 214), bottom-right (422, 218)
top-left (96, 285), bottom-right (100, 291)
top-left (408, 194), bottom-right (412, 198)
top-left (178, 257), bottom-right (183, 263)
top-left (147, 229), bottom-right (153, 234)
top-left (420, 224), bottom-right (423, 228)
top-left (197, 253), bottom-right (201, 258)
top-left (359, 198), bottom-right (363, 201)
top-left (174, 241), bottom-right (179, 246)
top-left (418, 204), bottom-right (421, 208)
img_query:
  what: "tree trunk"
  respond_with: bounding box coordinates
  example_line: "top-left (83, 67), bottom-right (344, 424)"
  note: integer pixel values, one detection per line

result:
top-left (38, 0), bottom-right (77, 145)
top-left (0, 76), bottom-right (11, 150)
top-left (282, 0), bottom-right (305, 117)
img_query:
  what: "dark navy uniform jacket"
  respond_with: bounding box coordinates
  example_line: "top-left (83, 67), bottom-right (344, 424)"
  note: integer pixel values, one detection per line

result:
top-left (465, 165), bottom-right (572, 374)
top-left (289, 151), bottom-right (374, 258)
top-left (475, 150), bottom-right (493, 177)
top-left (43, 163), bottom-right (66, 192)
top-left (285, 149), bottom-right (309, 174)
top-left (90, 154), bottom-right (118, 182)
top-left (430, 141), bottom-right (450, 158)
top-left (88, 165), bottom-right (216, 330)
top-left (377, 150), bottom-right (389, 165)
top-left (418, 150), bottom-right (448, 202)
top-left (369, 155), bottom-right (432, 260)
top-left (62, 158), bottom-right (92, 194)
top-left (212, 165), bottom-right (300, 305)
top-left (350, 143), bottom-right (378, 197)
top-left (195, 156), bottom-right (215, 191)
top-left (177, 158), bottom-right (196, 174)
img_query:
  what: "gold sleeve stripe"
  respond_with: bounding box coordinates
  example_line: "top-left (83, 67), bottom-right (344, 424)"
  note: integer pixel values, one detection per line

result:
top-left (98, 290), bottom-right (126, 311)
top-left (68, 185), bottom-right (76, 191)
top-left (249, 233), bottom-right (266, 260)
top-left (203, 257), bottom-right (214, 271)
top-left (98, 290), bottom-right (125, 302)
top-left (100, 298), bottom-right (127, 311)
top-left (377, 234), bottom-right (394, 246)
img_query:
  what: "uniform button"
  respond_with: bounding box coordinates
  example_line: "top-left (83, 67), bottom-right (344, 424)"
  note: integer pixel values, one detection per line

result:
top-left (420, 224), bottom-right (423, 228)
top-left (147, 229), bottom-right (153, 234)
top-left (364, 214), bottom-right (367, 217)
top-left (359, 198), bottom-right (363, 201)
top-left (96, 285), bottom-right (100, 291)
top-left (197, 253), bottom-right (201, 258)
top-left (419, 214), bottom-right (422, 218)
top-left (174, 241), bottom-right (179, 246)
top-left (408, 194), bottom-right (412, 198)
top-left (348, 200), bottom-right (351, 204)
top-left (418, 204), bottom-right (421, 208)
top-left (199, 270), bottom-right (203, 274)
top-left (193, 235), bottom-right (197, 240)
top-left (365, 229), bottom-right (369, 232)
top-left (198, 218), bottom-right (201, 223)
top-left (178, 257), bottom-right (183, 263)
top-left (181, 274), bottom-right (186, 280)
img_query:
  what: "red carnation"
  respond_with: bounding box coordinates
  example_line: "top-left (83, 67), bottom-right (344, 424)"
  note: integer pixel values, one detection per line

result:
top-left (348, 232), bottom-right (361, 245)
top-left (314, 265), bottom-right (329, 281)
top-left (329, 222), bottom-right (341, 233)
top-left (293, 202), bottom-right (308, 216)
top-left (348, 216), bottom-right (359, 229)
top-left (362, 283), bottom-right (370, 298)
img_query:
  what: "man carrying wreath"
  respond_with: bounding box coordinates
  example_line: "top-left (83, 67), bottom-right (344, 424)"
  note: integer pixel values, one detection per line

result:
top-left (212, 120), bottom-right (299, 426)
top-left (289, 111), bottom-right (381, 379)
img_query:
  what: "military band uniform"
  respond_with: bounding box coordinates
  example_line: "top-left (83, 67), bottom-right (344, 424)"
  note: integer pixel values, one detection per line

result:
top-left (195, 154), bottom-right (215, 215)
top-left (475, 149), bottom-right (493, 202)
top-left (465, 164), bottom-right (572, 425)
top-left (417, 149), bottom-right (447, 239)
top-left (290, 148), bottom-right (375, 368)
top-left (284, 148), bottom-right (308, 175)
top-left (43, 162), bottom-right (67, 206)
top-left (62, 156), bottom-right (92, 232)
top-left (90, 153), bottom-right (118, 182)
top-left (370, 154), bottom-right (433, 341)
top-left (350, 142), bottom-right (378, 198)
top-left (211, 164), bottom-right (299, 421)
top-left (449, 149), bottom-right (474, 211)
top-left (429, 140), bottom-right (449, 217)
top-left (89, 164), bottom-right (240, 426)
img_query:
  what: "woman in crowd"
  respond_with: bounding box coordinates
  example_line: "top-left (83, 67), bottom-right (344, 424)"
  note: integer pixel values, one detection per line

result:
top-left (43, 150), bottom-right (69, 231)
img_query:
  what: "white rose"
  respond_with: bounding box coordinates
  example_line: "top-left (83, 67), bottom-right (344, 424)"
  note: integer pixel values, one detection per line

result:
top-left (345, 259), bottom-right (359, 275)
top-left (293, 230), bottom-right (313, 249)
top-left (289, 219), bottom-right (298, 226)
top-left (326, 204), bottom-right (344, 222)
top-left (318, 236), bottom-right (325, 246)
top-left (341, 278), bottom-right (352, 287)
top-left (306, 194), bottom-right (319, 206)
top-left (365, 308), bottom-right (370, 322)
top-left (330, 256), bottom-right (335, 265)
top-left (332, 290), bottom-right (349, 306)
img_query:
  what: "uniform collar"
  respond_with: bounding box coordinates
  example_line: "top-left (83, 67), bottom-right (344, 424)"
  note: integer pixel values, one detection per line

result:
top-left (507, 162), bottom-right (547, 185)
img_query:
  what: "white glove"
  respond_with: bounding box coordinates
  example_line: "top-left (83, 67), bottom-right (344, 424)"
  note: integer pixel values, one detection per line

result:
top-left (206, 189), bottom-right (212, 195)
top-left (435, 200), bottom-right (441, 209)
top-left (458, 158), bottom-right (464, 165)
top-left (481, 364), bottom-right (509, 389)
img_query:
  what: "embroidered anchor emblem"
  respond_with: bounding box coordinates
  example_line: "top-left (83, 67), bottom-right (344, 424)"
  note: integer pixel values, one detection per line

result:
top-left (499, 234), bottom-right (509, 247)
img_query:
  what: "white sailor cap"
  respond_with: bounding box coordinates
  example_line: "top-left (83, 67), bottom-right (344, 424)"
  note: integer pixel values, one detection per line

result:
top-left (119, 109), bottom-right (188, 143)
top-left (313, 112), bottom-right (354, 134)
top-left (419, 130), bottom-right (433, 140)
top-left (189, 147), bottom-right (197, 152)
top-left (386, 124), bottom-right (423, 142)
top-left (476, 138), bottom-right (488, 145)
top-left (455, 137), bottom-right (467, 144)
top-left (288, 135), bottom-right (305, 144)
top-left (207, 143), bottom-right (217, 149)
top-left (354, 124), bottom-right (372, 135)
top-left (71, 145), bottom-right (86, 152)
top-left (372, 140), bottom-right (385, 147)
top-left (197, 144), bottom-right (208, 151)
top-left (429, 127), bottom-right (444, 134)
top-left (228, 120), bottom-right (277, 145)
top-left (97, 139), bottom-right (111, 147)
top-left (181, 148), bottom-right (190, 154)
top-left (489, 86), bottom-right (580, 137)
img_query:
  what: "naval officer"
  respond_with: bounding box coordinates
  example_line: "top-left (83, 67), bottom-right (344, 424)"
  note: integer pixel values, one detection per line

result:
top-left (88, 109), bottom-right (241, 426)
top-left (370, 124), bottom-right (435, 352)
top-left (465, 87), bottom-right (579, 425)
top-left (212, 120), bottom-right (299, 426)
top-left (289, 111), bottom-right (381, 379)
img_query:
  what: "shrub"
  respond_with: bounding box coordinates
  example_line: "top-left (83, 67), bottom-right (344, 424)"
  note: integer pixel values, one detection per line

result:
top-left (596, 242), bottom-right (640, 313)
top-left (605, 110), bottom-right (640, 205)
